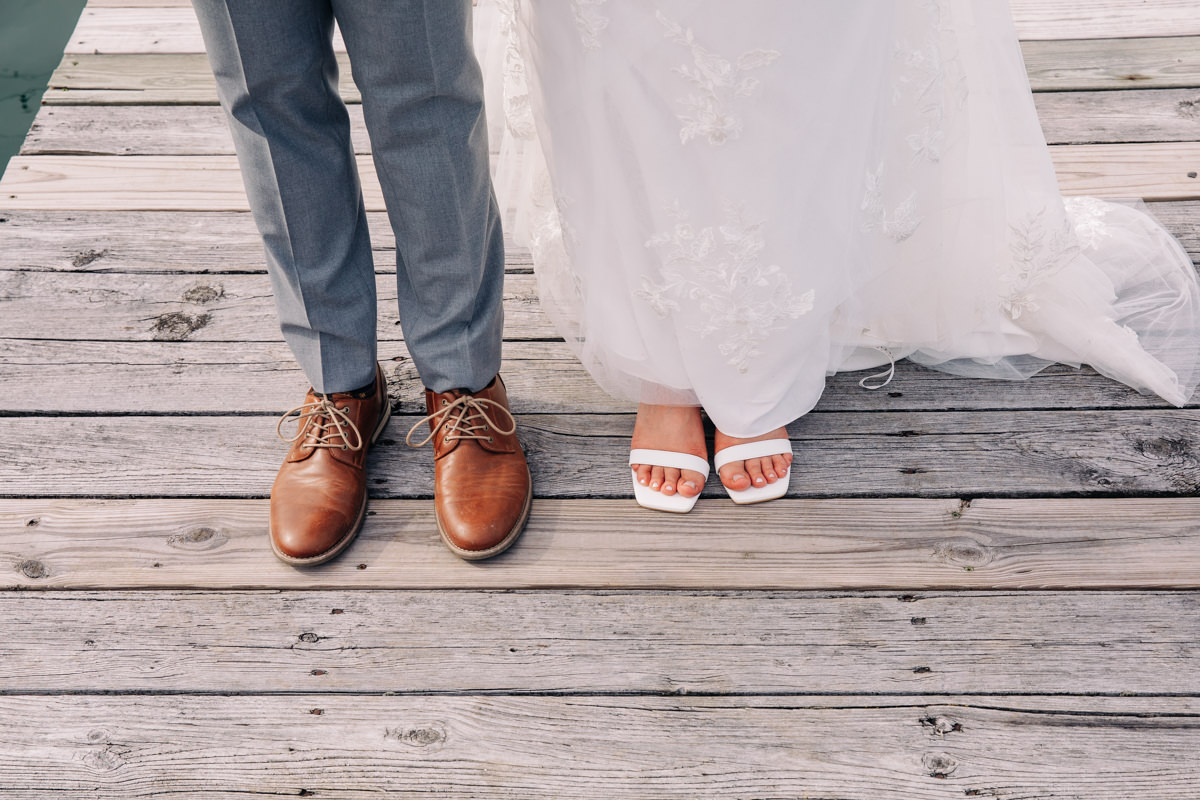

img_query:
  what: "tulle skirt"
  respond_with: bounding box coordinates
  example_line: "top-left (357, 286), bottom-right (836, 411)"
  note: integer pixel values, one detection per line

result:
top-left (478, 0), bottom-right (1200, 437)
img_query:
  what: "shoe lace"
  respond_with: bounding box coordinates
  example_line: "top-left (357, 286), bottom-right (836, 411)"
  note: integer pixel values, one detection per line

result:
top-left (405, 394), bottom-right (516, 449)
top-left (277, 396), bottom-right (364, 452)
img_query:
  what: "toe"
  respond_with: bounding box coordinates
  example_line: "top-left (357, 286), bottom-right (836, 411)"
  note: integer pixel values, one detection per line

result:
top-left (760, 457), bottom-right (778, 484)
top-left (649, 465), bottom-right (665, 491)
top-left (719, 463), bottom-right (751, 491)
top-left (772, 454), bottom-right (790, 476)
top-left (678, 469), bottom-right (705, 497)
top-left (634, 464), bottom-right (652, 486)
top-left (746, 459), bottom-right (767, 487)
top-left (661, 467), bottom-right (680, 496)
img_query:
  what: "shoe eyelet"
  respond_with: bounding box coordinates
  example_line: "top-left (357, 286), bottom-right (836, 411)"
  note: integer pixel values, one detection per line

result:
top-left (342, 444), bottom-right (349, 451)
top-left (487, 436), bottom-right (494, 443)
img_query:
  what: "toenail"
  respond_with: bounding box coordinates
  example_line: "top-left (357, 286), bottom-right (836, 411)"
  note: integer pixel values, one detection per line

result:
top-left (683, 481), bottom-right (696, 491)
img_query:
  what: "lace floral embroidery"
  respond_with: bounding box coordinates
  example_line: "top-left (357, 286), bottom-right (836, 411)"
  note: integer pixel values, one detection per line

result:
top-left (638, 202), bottom-right (815, 372)
top-left (495, 0), bottom-right (536, 140)
top-left (572, 0), bottom-right (610, 50)
top-left (1002, 207), bottom-right (1081, 320)
top-left (656, 12), bottom-right (781, 146)
top-left (861, 165), bottom-right (922, 242)
top-left (894, 0), bottom-right (968, 163)
top-left (1063, 196), bottom-right (1113, 250)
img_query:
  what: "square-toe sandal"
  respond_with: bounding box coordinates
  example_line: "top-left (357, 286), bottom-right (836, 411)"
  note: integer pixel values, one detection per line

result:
top-left (713, 440), bottom-right (794, 505)
top-left (629, 449), bottom-right (710, 513)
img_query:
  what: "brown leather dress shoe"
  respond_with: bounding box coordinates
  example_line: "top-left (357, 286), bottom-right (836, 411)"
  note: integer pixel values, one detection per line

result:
top-left (406, 375), bottom-right (532, 560)
top-left (269, 363), bottom-right (391, 566)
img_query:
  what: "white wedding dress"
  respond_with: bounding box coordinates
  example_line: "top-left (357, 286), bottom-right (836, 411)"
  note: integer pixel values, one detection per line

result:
top-left (478, 0), bottom-right (1200, 437)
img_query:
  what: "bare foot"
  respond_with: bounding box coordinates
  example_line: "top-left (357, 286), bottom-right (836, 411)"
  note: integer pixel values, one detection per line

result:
top-left (630, 403), bottom-right (708, 498)
top-left (713, 427), bottom-right (793, 492)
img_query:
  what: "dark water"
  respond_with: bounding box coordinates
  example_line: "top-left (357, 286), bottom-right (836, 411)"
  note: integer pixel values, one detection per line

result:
top-left (1, 0), bottom-right (87, 179)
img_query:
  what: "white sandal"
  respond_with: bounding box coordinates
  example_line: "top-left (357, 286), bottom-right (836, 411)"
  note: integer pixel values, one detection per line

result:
top-left (713, 439), bottom-right (793, 505)
top-left (629, 449), bottom-right (710, 513)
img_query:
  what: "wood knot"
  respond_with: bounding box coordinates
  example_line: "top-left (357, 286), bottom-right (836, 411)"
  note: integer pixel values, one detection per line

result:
top-left (71, 248), bottom-right (109, 268)
top-left (298, 632), bottom-right (320, 644)
top-left (385, 726), bottom-right (447, 747)
top-left (151, 311), bottom-right (211, 341)
top-left (166, 526), bottom-right (229, 551)
top-left (182, 284), bottom-right (225, 304)
top-left (18, 559), bottom-right (49, 579)
top-left (81, 736), bottom-right (126, 772)
top-left (923, 752), bottom-right (958, 779)
top-left (931, 538), bottom-right (994, 569)
top-left (921, 715), bottom-right (963, 737)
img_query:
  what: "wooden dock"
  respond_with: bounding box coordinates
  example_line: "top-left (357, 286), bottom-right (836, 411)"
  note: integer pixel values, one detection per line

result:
top-left (3, 1), bottom-right (1200, 796)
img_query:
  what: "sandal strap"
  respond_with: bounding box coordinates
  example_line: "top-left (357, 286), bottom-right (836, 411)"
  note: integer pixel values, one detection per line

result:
top-left (629, 449), bottom-right (710, 477)
top-left (713, 440), bottom-right (793, 471)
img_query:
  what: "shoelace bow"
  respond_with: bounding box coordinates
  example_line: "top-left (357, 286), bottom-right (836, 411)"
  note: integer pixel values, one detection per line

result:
top-left (277, 396), bottom-right (364, 452)
top-left (405, 394), bottom-right (516, 449)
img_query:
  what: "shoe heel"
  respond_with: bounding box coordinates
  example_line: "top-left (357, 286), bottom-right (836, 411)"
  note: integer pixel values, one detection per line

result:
top-left (370, 400), bottom-right (392, 444)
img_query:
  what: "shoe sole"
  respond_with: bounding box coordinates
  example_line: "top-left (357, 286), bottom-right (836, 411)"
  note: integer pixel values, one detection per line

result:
top-left (270, 399), bottom-right (393, 568)
top-left (435, 466), bottom-right (533, 562)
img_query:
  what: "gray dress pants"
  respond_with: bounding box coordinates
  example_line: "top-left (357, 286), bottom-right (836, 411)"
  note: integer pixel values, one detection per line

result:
top-left (193, 0), bottom-right (504, 394)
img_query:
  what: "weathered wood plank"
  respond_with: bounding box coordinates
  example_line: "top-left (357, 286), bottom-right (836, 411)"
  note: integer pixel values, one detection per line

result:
top-left (0, 211), bottom-right (535, 272)
top-left (1032, 88), bottom-right (1200, 144)
top-left (2, 339), bottom-right (1187, 414)
top-left (6, 498), bottom-right (1200, 589)
top-left (21, 104), bottom-right (372, 155)
top-left (85, 0), bottom-right (191, 6)
top-left (2, 411), bottom-right (1197, 499)
top-left (1, 695), bottom-right (1199, 799)
top-left (2, 590), bottom-right (1197, 692)
top-left (0, 271), bottom-right (555, 341)
top-left (42, 40), bottom-right (1200, 107)
top-left (65, 7), bottom-right (348, 54)
top-left (61, 3), bottom-right (1200, 54)
top-left (21, 93), bottom-right (1200, 158)
top-left (1021, 36), bottom-right (1200, 92)
top-left (1009, 0), bottom-right (1200, 39)
top-left (45, 53), bottom-right (357, 105)
top-left (1, 207), bottom-right (1190, 274)
top-left (6, 145), bottom-right (1200, 210)
top-left (1051, 141), bottom-right (1200, 199)
top-left (0, 154), bottom-right (379, 210)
